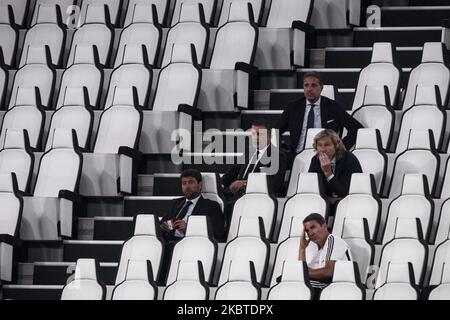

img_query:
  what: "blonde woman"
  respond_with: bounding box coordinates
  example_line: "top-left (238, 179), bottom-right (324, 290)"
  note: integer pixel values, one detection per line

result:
top-left (308, 129), bottom-right (362, 205)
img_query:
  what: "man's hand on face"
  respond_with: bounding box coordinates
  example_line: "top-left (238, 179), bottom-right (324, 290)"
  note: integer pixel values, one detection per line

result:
top-left (229, 180), bottom-right (247, 194)
top-left (318, 152), bottom-right (333, 177)
top-left (173, 219), bottom-right (187, 232)
top-left (300, 230), bottom-right (311, 251)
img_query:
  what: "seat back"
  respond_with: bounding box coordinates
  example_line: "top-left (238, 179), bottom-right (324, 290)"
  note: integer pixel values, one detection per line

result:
top-left (166, 215), bottom-right (217, 285)
top-left (0, 173), bottom-right (22, 236)
top-left (94, 87), bottom-right (142, 153)
top-left (384, 174), bottom-right (432, 244)
top-left (47, 87), bottom-right (93, 151)
top-left (352, 87), bottom-right (394, 150)
top-left (0, 5), bottom-right (18, 67)
top-left (164, 260), bottom-right (208, 300)
top-left (31, 0), bottom-right (74, 27)
top-left (0, 50), bottom-right (6, 108)
top-left (116, 215), bottom-right (164, 284)
top-left (266, 0), bottom-right (313, 28)
top-left (287, 128), bottom-right (323, 196)
top-left (153, 43), bottom-right (201, 111)
top-left (396, 87), bottom-right (445, 153)
top-left (79, 0), bottom-right (122, 26)
top-left (428, 262), bottom-right (450, 300)
top-left (377, 218), bottom-right (427, 288)
top-left (352, 128), bottom-right (387, 193)
top-left (20, 4), bottom-right (64, 67)
top-left (112, 260), bottom-right (157, 300)
top-left (340, 218), bottom-right (374, 283)
top-left (352, 43), bottom-right (400, 111)
top-left (68, 5), bottom-right (113, 66)
top-left (388, 130), bottom-right (438, 198)
top-left (219, 0), bottom-right (264, 26)
top-left (34, 128), bottom-right (81, 197)
top-left (201, 172), bottom-right (224, 212)
top-left (57, 45), bottom-right (103, 109)
top-left (403, 42), bottom-right (450, 111)
top-left (373, 262), bottom-right (418, 300)
top-left (116, 4), bottom-right (161, 68)
top-left (10, 45), bottom-right (54, 108)
top-left (162, 3), bottom-right (208, 67)
top-left (435, 200), bottom-right (450, 245)
top-left (125, 0), bottom-right (168, 26)
top-left (107, 45), bottom-right (152, 108)
top-left (209, 2), bottom-right (257, 69)
top-left (334, 173), bottom-right (380, 240)
top-left (429, 240), bottom-right (450, 286)
top-left (219, 217), bottom-right (269, 286)
top-left (279, 173), bottom-right (327, 242)
top-left (0, 0), bottom-right (28, 27)
top-left (320, 261), bottom-right (364, 300)
top-left (1, 86), bottom-right (45, 150)
top-left (172, 0), bottom-right (216, 26)
top-left (216, 260), bottom-right (260, 300)
top-left (61, 259), bottom-right (105, 300)
top-left (267, 260), bottom-right (312, 300)
top-left (0, 129), bottom-right (33, 192)
top-left (227, 173), bottom-right (276, 241)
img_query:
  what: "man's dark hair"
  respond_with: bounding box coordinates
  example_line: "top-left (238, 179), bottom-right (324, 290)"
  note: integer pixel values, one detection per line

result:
top-left (302, 71), bottom-right (323, 86)
top-left (251, 118), bottom-right (272, 131)
top-left (180, 169), bottom-right (202, 183)
top-left (303, 213), bottom-right (326, 225)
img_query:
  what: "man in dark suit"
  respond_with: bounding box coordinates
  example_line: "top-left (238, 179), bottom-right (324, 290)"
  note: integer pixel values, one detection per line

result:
top-left (160, 169), bottom-right (224, 241)
top-left (221, 118), bottom-right (287, 200)
top-left (308, 129), bottom-right (362, 207)
top-left (275, 71), bottom-right (363, 158)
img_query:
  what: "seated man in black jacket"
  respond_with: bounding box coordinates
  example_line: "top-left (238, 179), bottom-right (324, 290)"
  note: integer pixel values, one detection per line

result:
top-left (220, 118), bottom-right (287, 200)
top-left (160, 169), bottom-right (224, 241)
top-left (308, 129), bottom-right (362, 207)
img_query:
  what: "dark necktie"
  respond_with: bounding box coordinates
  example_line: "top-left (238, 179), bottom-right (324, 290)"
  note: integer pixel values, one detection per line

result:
top-left (306, 104), bottom-right (316, 129)
top-left (243, 150), bottom-right (260, 180)
top-left (176, 201), bottom-right (193, 220)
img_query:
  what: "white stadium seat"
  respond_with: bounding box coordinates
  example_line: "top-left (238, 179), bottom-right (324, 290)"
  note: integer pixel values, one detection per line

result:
top-left (0, 129), bottom-right (34, 192)
top-left (20, 128), bottom-right (82, 240)
top-left (164, 260), bottom-right (209, 300)
top-left (352, 42), bottom-right (400, 111)
top-left (0, 5), bottom-right (18, 67)
top-left (373, 262), bottom-right (419, 300)
top-left (216, 260), bottom-right (260, 300)
top-left (227, 173), bottom-right (276, 241)
top-left (267, 260), bottom-right (312, 300)
top-left (61, 259), bottom-right (106, 300)
top-left (320, 261), bottom-right (365, 300)
top-left (112, 260), bottom-right (157, 300)
top-left (166, 215), bottom-right (217, 285)
top-left (352, 129), bottom-right (387, 193)
top-left (0, 173), bottom-right (23, 282)
top-left (115, 215), bottom-right (164, 285)
top-left (402, 42), bottom-right (450, 111)
top-left (171, 0), bottom-right (216, 26)
top-left (79, 87), bottom-right (142, 196)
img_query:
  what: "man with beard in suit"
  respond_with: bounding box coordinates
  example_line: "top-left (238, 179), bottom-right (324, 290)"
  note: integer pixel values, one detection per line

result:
top-left (160, 169), bottom-right (224, 241)
top-left (275, 71), bottom-right (363, 163)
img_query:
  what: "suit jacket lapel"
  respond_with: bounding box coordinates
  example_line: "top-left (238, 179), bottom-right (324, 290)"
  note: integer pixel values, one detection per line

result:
top-left (320, 97), bottom-right (329, 128)
top-left (293, 99), bottom-right (306, 144)
top-left (190, 196), bottom-right (204, 216)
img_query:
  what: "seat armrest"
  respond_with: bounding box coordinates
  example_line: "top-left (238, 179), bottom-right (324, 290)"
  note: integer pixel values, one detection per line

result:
top-left (292, 20), bottom-right (315, 34)
top-left (0, 234), bottom-right (23, 247)
top-left (58, 190), bottom-right (82, 203)
top-left (235, 62), bottom-right (258, 75)
top-left (118, 146), bottom-right (142, 160)
top-left (178, 104), bottom-right (202, 120)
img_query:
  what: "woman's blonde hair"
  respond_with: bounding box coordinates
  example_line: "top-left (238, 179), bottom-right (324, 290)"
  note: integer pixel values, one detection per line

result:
top-left (312, 129), bottom-right (346, 159)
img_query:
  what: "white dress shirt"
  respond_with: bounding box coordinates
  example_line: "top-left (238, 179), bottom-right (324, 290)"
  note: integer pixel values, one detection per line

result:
top-left (174, 194), bottom-right (201, 238)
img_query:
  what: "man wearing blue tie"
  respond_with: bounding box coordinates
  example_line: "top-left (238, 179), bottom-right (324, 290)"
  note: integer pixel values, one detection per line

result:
top-left (275, 71), bottom-right (363, 159)
top-left (160, 169), bottom-right (224, 241)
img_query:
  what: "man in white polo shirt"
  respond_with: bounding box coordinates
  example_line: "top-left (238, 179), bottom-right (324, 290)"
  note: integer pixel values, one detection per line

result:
top-left (299, 213), bottom-right (352, 299)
